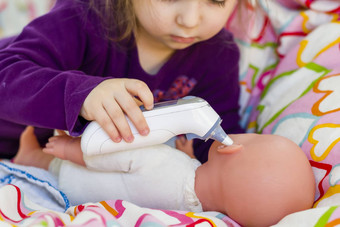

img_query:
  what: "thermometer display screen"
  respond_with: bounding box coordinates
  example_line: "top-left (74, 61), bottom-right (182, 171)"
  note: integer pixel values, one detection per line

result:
top-left (139, 96), bottom-right (200, 112)
top-left (153, 100), bottom-right (178, 108)
top-left (139, 100), bottom-right (178, 111)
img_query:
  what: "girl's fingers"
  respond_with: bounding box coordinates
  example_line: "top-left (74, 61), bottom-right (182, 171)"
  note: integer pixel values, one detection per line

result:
top-left (80, 78), bottom-right (154, 143)
top-left (94, 107), bottom-right (122, 143)
top-left (103, 99), bottom-right (134, 143)
top-left (125, 79), bottom-right (154, 110)
top-left (133, 98), bottom-right (143, 106)
top-left (115, 92), bottom-right (150, 137)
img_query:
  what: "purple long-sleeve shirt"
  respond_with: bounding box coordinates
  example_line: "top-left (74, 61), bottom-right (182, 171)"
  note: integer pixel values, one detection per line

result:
top-left (0, 0), bottom-right (243, 162)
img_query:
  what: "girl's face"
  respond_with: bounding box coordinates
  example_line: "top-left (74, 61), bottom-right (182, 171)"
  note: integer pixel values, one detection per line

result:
top-left (133, 0), bottom-right (237, 51)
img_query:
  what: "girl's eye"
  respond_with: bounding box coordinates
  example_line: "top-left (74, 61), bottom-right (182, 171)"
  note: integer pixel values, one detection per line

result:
top-left (211, 0), bottom-right (225, 7)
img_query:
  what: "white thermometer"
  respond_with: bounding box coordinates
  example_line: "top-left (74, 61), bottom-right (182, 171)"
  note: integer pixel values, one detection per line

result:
top-left (81, 96), bottom-right (233, 156)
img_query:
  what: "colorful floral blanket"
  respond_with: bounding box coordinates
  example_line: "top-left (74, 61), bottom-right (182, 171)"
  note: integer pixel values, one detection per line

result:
top-left (227, 0), bottom-right (340, 225)
top-left (0, 185), bottom-right (238, 227)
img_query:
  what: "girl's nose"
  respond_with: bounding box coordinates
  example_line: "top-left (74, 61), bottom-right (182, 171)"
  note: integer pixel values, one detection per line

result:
top-left (176, 2), bottom-right (201, 28)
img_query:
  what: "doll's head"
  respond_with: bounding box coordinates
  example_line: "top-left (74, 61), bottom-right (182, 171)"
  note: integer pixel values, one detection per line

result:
top-left (195, 133), bottom-right (315, 227)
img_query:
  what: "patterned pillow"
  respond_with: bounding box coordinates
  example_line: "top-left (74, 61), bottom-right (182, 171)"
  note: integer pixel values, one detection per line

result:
top-left (228, 0), bottom-right (340, 207)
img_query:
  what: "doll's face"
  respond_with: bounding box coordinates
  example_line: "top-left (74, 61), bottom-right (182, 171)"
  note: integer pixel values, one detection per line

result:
top-left (202, 134), bottom-right (315, 226)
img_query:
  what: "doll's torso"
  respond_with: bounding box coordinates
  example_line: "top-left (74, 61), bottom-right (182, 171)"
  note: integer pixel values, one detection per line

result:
top-left (54, 144), bottom-right (203, 211)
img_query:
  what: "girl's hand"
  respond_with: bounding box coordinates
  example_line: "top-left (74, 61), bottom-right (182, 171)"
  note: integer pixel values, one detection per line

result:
top-left (80, 78), bottom-right (154, 143)
top-left (175, 136), bottom-right (195, 158)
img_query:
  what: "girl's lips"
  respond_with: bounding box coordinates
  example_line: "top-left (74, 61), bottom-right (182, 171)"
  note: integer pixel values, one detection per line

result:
top-left (170, 35), bottom-right (195, 44)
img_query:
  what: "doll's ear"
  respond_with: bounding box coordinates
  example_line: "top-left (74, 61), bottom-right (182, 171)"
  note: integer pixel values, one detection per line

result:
top-left (217, 144), bottom-right (243, 154)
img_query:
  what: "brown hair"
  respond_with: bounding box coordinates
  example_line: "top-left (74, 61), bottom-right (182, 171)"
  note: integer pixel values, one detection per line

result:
top-left (88, 0), bottom-right (136, 42)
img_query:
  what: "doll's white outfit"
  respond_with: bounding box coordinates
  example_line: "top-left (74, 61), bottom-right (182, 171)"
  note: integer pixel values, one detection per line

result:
top-left (49, 144), bottom-right (203, 212)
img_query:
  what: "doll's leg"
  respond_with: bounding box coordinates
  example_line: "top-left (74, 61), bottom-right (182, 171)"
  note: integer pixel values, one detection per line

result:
top-left (13, 126), bottom-right (54, 170)
top-left (43, 133), bottom-right (85, 166)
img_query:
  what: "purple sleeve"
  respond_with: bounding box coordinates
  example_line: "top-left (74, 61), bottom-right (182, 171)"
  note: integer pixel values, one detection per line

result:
top-left (0, 0), bottom-right (107, 135)
top-left (191, 41), bottom-right (244, 163)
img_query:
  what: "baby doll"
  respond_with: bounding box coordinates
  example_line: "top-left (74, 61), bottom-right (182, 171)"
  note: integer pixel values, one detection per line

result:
top-left (14, 126), bottom-right (315, 227)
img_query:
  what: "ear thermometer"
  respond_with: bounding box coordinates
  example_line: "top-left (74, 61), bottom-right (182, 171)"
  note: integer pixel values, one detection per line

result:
top-left (81, 96), bottom-right (233, 156)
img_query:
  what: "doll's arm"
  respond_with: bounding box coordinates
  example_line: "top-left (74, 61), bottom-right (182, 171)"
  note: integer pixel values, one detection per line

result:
top-left (83, 144), bottom-right (175, 172)
top-left (43, 131), bottom-right (140, 171)
top-left (83, 147), bottom-right (150, 172)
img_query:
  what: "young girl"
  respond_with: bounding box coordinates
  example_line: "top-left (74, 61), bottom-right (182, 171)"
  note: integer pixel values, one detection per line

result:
top-left (0, 0), bottom-right (244, 163)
